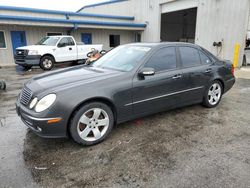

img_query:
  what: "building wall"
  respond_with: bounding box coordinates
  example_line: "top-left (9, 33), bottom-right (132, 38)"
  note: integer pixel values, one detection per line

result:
top-left (71, 28), bottom-right (135, 50)
top-left (0, 25), bottom-right (136, 66)
top-left (195, 0), bottom-right (250, 65)
top-left (81, 0), bottom-right (250, 66)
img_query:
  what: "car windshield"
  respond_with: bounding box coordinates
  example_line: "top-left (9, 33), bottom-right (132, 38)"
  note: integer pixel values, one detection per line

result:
top-left (36, 36), bottom-right (60, 46)
top-left (92, 45), bottom-right (151, 72)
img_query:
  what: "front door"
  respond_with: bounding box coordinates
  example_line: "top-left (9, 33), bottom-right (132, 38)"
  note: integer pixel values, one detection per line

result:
top-left (10, 31), bottom-right (27, 55)
top-left (132, 46), bottom-right (184, 115)
top-left (55, 37), bottom-right (77, 62)
top-left (81, 33), bottom-right (92, 44)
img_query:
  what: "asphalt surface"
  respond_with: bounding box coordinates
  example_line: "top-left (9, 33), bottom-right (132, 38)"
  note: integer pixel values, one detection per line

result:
top-left (0, 66), bottom-right (250, 188)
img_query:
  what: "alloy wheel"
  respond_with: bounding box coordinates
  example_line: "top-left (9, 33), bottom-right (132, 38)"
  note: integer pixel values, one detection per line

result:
top-left (208, 83), bottom-right (222, 106)
top-left (77, 108), bottom-right (110, 142)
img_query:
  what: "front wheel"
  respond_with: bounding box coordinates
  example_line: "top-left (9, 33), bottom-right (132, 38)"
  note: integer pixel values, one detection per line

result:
top-left (40, 56), bottom-right (55, 71)
top-left (203, 81), bottom-right (223, 108)
top-left (69, 102), bottom-right (114, 146)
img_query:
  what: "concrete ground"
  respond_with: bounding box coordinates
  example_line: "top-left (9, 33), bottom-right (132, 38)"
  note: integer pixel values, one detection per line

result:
top-left (0, 65), bottom-right (250, 188)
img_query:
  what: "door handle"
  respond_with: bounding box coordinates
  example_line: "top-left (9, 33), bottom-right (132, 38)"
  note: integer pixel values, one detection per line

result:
top-left (69, 47), bottom-right (72, 50)
top-left (205, 68), bottom-right (212, 73)
top-left (172, 74), bottom-right (182, 79)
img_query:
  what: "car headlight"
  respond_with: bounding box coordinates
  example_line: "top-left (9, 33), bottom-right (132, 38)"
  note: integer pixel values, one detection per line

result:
top-left (35, 94), bottom-right (56, 112)
top-left (29, 97), bottom-right (38, 109)
top-left (28, 50), bottom-right (39, 55)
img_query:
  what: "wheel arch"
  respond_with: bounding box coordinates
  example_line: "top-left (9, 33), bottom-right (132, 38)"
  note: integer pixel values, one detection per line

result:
top-left (40, 53), bottom-right (55, 62)
top-left (66, 97), bottom-right (117, 136)
top-left (212, 78), bottom-right (225, 94)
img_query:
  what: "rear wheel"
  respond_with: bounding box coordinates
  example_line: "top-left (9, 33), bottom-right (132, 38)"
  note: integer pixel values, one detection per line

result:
top-left (69, 102), bottom-right (114, 146)
top-left (40, 56), bottom-right (54, 70)
top-left (203, 81), bottom-right (223, 108)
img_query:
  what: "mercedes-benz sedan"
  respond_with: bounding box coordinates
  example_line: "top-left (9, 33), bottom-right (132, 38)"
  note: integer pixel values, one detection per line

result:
top-left (16, 43), bottom-right (235, 145)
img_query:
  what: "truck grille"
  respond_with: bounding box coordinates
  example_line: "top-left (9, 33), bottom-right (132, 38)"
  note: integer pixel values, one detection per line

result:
top-left (20, 87), bottom-right (33, 106)
top-left (15, 50), bottom-right (28, 58)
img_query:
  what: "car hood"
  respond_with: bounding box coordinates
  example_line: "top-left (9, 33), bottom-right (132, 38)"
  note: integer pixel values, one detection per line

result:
top-left (25, 66), bottom-right (122, 94)
top-left (17, 45), bottom-right (54, 51)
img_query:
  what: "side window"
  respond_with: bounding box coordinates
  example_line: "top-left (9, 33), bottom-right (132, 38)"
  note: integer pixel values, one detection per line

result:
top-left (58, 37), bottom-right (68, 47)
top-left (179, 47), bottom-right (201, 67)
top-left (145, 47), bottom-right (177, 72)
top-left (199, 51), bottom-right (212, 64)
top-left (67, 37), bottom-right (75, 46)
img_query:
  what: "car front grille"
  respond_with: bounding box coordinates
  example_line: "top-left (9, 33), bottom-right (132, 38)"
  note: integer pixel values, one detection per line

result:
top-left (20, 87), bottom-right (33, 106)
top-left (15, 50), bottom-right (29, 58)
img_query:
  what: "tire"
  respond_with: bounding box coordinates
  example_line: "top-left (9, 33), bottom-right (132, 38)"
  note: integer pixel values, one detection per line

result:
top-left (0, 80), bottom-right (6, 90)
top-left (21, 65), bottom-right (32, 70)
top-left (69, 102), bottom-right (114, 146)
top-left (40, 56), bottom-right (55, 71)
top-left (203, 80), bottom-right (223, 108)
top-left (242, 55), bottom-right (247, 66)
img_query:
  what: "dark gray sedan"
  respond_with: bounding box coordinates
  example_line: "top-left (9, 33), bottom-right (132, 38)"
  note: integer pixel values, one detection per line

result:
top-left (16, 43), bottom-right (235, 145)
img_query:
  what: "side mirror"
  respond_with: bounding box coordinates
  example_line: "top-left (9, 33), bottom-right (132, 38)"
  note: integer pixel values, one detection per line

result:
top-left (100, 50), bottom-right (107, 55)
top-left (58, 43), bottom-right (66, 48)
top-left (138, 67), bottom-right (155, 77)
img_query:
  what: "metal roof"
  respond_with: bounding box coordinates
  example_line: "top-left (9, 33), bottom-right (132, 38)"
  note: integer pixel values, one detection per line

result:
top-left (0, 5), bottom-right (134, 20)
top-left (77, 0), bottom-right (128, 12)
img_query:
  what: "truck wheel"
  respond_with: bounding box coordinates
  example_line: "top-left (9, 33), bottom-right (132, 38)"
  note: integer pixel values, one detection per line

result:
top-left (40, 56), bottom-right (54, 71)
top-left (69, 102), bottom-right (114, 146)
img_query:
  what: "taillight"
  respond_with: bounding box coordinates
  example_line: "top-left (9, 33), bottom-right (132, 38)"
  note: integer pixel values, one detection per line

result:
top-left (231, 65), bottom-right (235, 76)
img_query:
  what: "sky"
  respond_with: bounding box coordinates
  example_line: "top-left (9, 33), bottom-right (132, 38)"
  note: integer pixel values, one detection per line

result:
top-left (0, 0), bottom-right (107, 12)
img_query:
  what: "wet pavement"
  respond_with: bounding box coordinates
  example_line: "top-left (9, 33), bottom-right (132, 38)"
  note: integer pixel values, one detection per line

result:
top-left (0, 66), bottom-right (250, 188)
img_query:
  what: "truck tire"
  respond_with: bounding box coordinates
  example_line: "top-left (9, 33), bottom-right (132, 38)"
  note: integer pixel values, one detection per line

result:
top-left (40, 56), bottom-right (55, 71)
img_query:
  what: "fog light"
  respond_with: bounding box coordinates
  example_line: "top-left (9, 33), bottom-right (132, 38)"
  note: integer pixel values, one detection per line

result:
top-left (37, 126), bottom-right (42, 132)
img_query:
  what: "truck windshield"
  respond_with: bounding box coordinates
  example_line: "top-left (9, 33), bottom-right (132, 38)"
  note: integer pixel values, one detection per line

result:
top-left (92, 45), bottom-right (151, 72)
top-left (36, 37), bottom-right (60, 46)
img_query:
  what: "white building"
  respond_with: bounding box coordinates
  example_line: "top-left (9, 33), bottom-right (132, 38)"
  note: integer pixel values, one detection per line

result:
top-left (0, 0), bottom-right (250, 66)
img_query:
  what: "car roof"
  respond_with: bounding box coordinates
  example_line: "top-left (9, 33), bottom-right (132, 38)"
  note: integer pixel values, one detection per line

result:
top-left (126, 42), bottom-right (199, 49)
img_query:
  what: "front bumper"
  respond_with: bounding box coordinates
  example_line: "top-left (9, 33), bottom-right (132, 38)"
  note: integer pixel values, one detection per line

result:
top-left (14, 55), bottom-right (41, 66)
top-left (16, 97), bottom-right (68, 138)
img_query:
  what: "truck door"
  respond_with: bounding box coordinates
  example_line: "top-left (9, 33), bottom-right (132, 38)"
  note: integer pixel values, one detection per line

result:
top-left (55, 37), bottom-right (77, 62)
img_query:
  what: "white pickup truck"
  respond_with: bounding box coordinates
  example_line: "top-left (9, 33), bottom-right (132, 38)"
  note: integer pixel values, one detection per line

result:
top-left (14, 36), bottom-right (103, 70)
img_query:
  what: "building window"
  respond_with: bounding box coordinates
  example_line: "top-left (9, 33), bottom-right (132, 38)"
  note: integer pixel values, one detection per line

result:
top-left (135, 33), bottom-right (141, 42)
top-left (47, 32), bottom-right (63, 36)
top-left (0, 31), bottom-right (6, 49)
top-left (109, 35), bottom-right (120, 47)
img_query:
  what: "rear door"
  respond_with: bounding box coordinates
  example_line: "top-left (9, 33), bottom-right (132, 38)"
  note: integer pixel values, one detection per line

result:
top-left (177, 46), bottom-right (214, 104)
top-left (55, 37), bottom-right (77, 62)
top-left (132, 46), bottom-right (184, 115)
